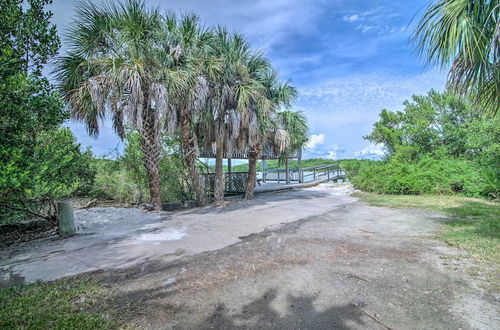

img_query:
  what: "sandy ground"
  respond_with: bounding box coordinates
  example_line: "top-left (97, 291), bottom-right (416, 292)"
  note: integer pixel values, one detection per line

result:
top-left (0, 184), bottom-right (356, 284)
top-left (1, 183), bottom-right (498, 329)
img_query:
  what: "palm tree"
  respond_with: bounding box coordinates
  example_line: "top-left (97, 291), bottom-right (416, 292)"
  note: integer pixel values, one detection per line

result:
top-left (56, 0), bottom-right (184, 210)
top-left (275, 110), bottom-right (309, 184)
top-left (163, 14), bottom-right (218, 206)
top-left (200, 29), bottom-right (268, 205)
top-left (244, 73), bottom-right (299, 200)
top-left (412, 0), bottom-right (499, 114)
top-left (55, 1), bottom-right (219, 209)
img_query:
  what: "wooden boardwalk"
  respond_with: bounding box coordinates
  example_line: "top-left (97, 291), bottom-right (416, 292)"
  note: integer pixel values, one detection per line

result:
top-left (261, 163), bottom-right (346, 185)
top-left (254, 164), bottom-right (347, 194)
top-left (203, 163), bottom-right (346, 196)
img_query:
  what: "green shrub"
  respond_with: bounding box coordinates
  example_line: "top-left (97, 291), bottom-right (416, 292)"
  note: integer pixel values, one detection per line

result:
top-left (85, 132), bottom-right (193, 205)
top-left (0, 129), bottom-right (96, 224)
top-left (345, 157), bottom-right (494, 198)
top-left (340, 159), bottom-right (374, 178)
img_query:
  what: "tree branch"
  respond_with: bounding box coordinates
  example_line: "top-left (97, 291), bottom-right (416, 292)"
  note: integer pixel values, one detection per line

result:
top-left (0, 203), bottom-right (52, 221)
top-left (197, 158), bottom-right (212, 174)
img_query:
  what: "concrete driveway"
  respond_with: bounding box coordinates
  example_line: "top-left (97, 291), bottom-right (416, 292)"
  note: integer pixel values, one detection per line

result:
top-left (0, 185), bottom-right (355, 284)
top-left (1, 184), bottom-right (498, 329)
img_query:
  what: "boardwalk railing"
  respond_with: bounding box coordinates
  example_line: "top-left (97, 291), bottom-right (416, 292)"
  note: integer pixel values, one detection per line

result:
top-left (263, 163), bottom-right (345, 184)
top-left (202, 172), bottom-right (248, 196)
top-left (201, 163), bottom-right (346, 196)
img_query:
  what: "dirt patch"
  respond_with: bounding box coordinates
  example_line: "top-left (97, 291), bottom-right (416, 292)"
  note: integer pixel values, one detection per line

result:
top-left (2, 186), bottom-right (498, 329)
top-left (90, 202), bottom-right (498, 329)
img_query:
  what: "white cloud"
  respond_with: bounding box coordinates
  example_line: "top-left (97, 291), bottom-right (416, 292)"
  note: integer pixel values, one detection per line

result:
top-left (355, 143), bottom-right (385, 159)
top-left (306, 133), bottom-right (325, 149)
top-left (297, 70), bottom-right (446, 159)
top-left (325, 151), bottom-right (337, 160)
top-left (343, 14), bottom-right (359, 22)
top-left (51, 0), bottom-right (325, 53)
top-left (300, 70), bottom-right (446, 110)
top-left (356, 24), bottom-right (377, 33)
top-left (341, 6), bottom-right (404, 36)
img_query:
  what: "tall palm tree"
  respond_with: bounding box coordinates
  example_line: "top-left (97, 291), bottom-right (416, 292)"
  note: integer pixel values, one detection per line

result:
top-left (200, 29), bottom-right (267, 205)
top-left (56, 0), bottom-right (184, 210)
top-left (244, 73), bottom-right (299, 200)
top-left (55, 1), bottom-right (218, 209)
top-left (412, 0), bottom-right (499, 114)
top-left (275, 110), bottom-right (309, 184)
top-left (163, 14), bottom-right (218, 206)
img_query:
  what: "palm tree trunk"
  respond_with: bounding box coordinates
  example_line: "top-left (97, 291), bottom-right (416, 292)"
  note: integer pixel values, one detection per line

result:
top-left (285, 158), bottom-right (290, 184)
top-left (245, 144), bottom-right (260, 200)
top-left (140, 94), bottom-right (162, 210)
top-left (180, 114), bottom-right (206, 206)
top-left (214, 136), bottom-right (225, 205)
top-left (143, 152), bottom-right (161, 209)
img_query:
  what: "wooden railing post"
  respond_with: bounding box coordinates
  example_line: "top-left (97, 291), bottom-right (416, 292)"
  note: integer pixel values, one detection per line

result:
top-left (262, 159), bottom-right (267, 183)
top-left (297, 149), bottom-right (303, 183)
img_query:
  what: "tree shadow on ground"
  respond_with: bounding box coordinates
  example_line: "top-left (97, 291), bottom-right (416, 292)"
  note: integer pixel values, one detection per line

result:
top-left (196, 288), bottom-right (369, 330)
top-left (443, 200), bottom-right (500, 239)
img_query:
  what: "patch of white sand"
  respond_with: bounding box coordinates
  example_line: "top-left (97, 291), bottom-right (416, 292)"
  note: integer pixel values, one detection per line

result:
top-left (136, 229), bottom-right (186, 242)
top-left (307, 182), bottom-right (357, 196)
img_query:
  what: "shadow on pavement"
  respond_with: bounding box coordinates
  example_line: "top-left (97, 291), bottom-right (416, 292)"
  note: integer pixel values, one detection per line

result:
top-left (197, 288), bottom-right (367, 329)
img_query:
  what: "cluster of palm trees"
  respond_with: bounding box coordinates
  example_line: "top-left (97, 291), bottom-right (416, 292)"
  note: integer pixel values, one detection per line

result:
top-left (55, 0), bottom-right (308, 209)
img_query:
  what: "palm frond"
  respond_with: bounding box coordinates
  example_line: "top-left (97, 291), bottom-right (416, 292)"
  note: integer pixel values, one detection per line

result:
top-left (412, 0), bottom-right (499, 114)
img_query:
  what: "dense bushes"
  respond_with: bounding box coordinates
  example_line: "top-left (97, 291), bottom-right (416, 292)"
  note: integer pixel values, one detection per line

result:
top-left (83, 133), bottom-right (192, 205)
top-left (342, 158), bottom-right (497, 198)
top-left (0, 1), bottom-right (96, 224)
top-left (342, 90), bottom-right (499, 200)
top-left (0, 129), bottom-right (95, 224)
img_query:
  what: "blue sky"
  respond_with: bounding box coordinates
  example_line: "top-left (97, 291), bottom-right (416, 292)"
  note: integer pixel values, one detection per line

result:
top-left (49, 0), bottom-right (446, 160)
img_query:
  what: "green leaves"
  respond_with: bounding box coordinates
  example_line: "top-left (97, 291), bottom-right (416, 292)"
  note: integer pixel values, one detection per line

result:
top-left (344, 157), bottom-right (490, 197)
top-left (0, 129), bottom-right (94, 223)
top-left (0, 0), bottom-right (60, 76)
top-left (412, 0), bottom-right (499, 114)
top-left (358, 89), bottom-right (499, 199)
top-left (275, 110), bottom-right (309, 156)
top-left (364, 90), bottom-right (485, 159)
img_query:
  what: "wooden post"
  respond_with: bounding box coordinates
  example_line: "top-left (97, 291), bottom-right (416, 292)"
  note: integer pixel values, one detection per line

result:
top-left (57, 201), bottom-right (76, 236)
top-left (297, 149), bottom-right (303, 183)
top-left (327, 166), bottom-right (330, 181)
top-left (262, 159), bottom-right (267, 182)
top-left (228, 158), bottom-right (232, 174)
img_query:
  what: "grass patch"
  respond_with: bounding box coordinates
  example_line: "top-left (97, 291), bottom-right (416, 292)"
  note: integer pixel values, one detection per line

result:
top-left (354, 193), bottom-right (500, 263)
top-left (0, 278), bottom-right (114, 329)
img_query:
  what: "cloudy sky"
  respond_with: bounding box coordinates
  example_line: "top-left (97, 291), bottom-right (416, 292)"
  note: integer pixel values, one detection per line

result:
top-left (49, 0), bottom-right (446, 160)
